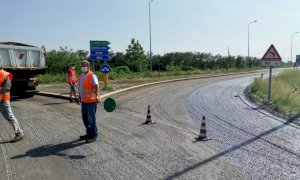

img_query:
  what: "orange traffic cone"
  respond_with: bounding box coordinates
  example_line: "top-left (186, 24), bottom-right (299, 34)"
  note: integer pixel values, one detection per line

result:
top-left (195, 116), bottom-right (210, 141)
top-left (144, 105), bottom-right (154, 124)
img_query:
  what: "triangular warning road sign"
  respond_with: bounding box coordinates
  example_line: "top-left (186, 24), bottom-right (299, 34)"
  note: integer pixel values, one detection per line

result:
top-left (261, 44), bottom-right (282, 61)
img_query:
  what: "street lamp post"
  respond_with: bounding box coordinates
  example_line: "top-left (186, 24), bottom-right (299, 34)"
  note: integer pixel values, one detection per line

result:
top-left (291, 32), bottom-right (299, 64)
top-left (248, 20), bottom-right (257, 60)
top-left (149, 0), bottom-right (154, 71)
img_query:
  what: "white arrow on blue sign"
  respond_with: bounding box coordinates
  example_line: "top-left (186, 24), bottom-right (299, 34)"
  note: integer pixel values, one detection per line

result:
top-left (101, 64), bottom-right (111, 74)
top-left (90, 55), bottom-right (111, 61)
top-left (91, 50), bottom-right (109, 56)
top-left (90, 46), bottom-right (110, 51)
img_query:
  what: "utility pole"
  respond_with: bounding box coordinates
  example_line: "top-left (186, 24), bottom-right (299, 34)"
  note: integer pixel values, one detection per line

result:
top-left (149, 0), bottom-right (154, 71)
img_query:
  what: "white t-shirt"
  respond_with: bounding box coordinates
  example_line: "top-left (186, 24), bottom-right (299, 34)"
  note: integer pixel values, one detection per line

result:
top-left (79, 72), bottom-right (99, 99)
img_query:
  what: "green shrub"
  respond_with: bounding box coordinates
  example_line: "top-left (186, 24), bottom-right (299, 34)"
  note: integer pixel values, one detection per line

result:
top-left (114, 66), bottom-right (131, 74)
top-left (166, 65), bottom-right (181, 72)
top-left (182, 66), bottom-right (196, 71)
top-left (37, 73), bottom-right (66, 84)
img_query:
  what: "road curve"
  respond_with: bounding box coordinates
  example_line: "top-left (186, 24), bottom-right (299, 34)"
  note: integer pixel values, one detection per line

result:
top-left (0, 69), bottom-right (290, 179)
top-left (187, 68), bottom-right (300, 180)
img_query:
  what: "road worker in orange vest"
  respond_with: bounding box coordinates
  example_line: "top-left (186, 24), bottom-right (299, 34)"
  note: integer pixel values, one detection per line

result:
top-left (0, 69), bottom-right (24, 143)
top-left (66, 64), bottom-right (78, 102)
top-left (76, 60), bottom-right (101, 143)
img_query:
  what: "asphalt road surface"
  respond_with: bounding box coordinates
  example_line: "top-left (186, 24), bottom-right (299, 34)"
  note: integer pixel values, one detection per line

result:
top-left (187, 68), bottom-right (300, 180)
top-left (0, 69), bottom-right (296, 180)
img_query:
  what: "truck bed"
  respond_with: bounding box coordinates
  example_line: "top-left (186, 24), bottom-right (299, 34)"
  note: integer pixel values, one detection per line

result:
top-left (0, 42), bottom-right (47, 97)
top-left (0, 43), bottom-right (46, 69)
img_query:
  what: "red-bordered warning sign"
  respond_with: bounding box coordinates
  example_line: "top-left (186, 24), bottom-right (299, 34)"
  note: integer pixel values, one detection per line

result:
top-left (261, 44), bottom-right (282, 61)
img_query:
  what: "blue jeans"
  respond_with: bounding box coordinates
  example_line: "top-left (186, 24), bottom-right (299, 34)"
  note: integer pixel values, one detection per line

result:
top-left (81, 102), bottom-right (98, 139)
top-left (0, 101), bottom-right (23, 134)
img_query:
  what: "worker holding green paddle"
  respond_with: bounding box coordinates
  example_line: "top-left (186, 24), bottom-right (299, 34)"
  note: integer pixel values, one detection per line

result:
top-left (76, 60), bottom-right (101, 143)
top-left (76, 60), bottom-right (116, 143)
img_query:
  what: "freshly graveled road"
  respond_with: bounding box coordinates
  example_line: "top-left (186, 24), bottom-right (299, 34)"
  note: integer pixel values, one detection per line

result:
top-left (187, 68), bottom-right (300, 180)
top-left (0, 69), bottom-right (294, 180)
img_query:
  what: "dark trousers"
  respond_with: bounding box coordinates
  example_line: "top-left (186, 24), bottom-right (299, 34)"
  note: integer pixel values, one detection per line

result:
top-left (81, 102), bottom-right (98, 139)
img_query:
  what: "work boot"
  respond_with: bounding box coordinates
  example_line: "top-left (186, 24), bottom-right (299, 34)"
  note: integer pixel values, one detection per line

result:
top-left (10, 133), bottom-right (24, 143)
top-left (79, 135), bottom-right (88, 140)
top-left (69, 98), bottom-right (74, 102)
top-left (85, 138), bottom-right (96, 143)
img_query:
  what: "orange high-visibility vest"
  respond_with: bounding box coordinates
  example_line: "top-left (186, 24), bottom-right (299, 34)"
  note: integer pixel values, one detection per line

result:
top-left (0, 70), bottom-right (13, 102)
top-left (66, 69), bottom-right (77, 84)
top-left (80, 71), bottom-right (97, 103)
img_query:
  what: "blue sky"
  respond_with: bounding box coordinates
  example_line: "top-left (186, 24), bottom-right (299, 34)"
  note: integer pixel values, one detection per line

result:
top-left (1, 0), bottom-right (300, 62)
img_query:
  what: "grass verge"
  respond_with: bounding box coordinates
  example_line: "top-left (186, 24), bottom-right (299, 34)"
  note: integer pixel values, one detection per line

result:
top-left (249, 69), bottom-right (300, 116)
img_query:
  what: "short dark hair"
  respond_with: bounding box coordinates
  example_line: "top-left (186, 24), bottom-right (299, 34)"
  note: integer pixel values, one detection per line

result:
top-left (71, 64), bottom-right (75, 66)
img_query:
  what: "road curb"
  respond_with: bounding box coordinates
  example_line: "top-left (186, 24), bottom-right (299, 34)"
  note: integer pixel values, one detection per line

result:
top-left (238, 88), bottom-right (300, 129)
top-left (37, 71), bottom-right (260, 100)
top-left (36, 91), bottom-right (70, 100)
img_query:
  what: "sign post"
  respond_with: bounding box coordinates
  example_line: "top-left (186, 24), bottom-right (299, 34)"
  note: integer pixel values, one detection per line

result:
top-left (260, 44), bottom-right (282, 102)
top-left (268, 67), bottom-right (272, 102)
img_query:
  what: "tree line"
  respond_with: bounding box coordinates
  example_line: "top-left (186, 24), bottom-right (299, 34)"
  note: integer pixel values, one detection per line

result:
top-left (46, 38), bottom-right (261, 74)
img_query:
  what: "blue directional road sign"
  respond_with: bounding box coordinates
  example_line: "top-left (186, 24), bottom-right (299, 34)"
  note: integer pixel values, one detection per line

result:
top-left (90, 41), bottom-right (110, 46)
top-left (90, 46), bottom-right (110, 51)
top-left (90, 40), bottom-right (111, 61)
top-left (101, 64), bottom-right (111, 74)
top-left (91, 50), bottom-right (109, 56)
top-left (90, 55), bottom-right (111, 61)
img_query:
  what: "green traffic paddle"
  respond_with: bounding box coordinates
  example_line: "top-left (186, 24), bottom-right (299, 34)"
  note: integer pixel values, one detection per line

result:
top-left (103, 98), bottom-right (116, 112)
